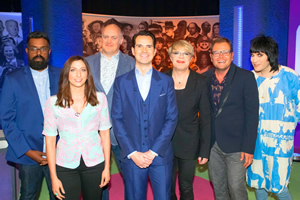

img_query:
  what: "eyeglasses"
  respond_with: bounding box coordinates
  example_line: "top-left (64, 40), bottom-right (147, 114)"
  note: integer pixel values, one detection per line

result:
top-left (172, 51), bottom-right (191, 57)
top-left (27, 46), bottom-right (50, 54)
top-left (211, 50), bottom-right (231, 57)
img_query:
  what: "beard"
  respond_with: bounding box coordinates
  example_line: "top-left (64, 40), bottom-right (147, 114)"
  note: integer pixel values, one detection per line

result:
top-left (28, 55), bottom-right (49, 71)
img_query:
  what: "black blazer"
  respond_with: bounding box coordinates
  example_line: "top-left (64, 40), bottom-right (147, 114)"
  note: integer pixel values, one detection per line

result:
top-left (204, 63), bottom-right (259, 154)
top-left (166, 70), bottom-right (211, 160)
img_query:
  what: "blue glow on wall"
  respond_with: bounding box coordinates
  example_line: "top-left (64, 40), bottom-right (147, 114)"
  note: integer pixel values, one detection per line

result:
top-left (233, 6), bottom-right (243, 67)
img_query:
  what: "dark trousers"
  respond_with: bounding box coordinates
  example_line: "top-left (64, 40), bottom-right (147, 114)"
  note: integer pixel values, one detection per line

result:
top-left (56, 158), bottom-right (104, 200)
top-left (122, 161), bottom-right (172, 200)
top-left (171, 156), bottom-right (197, 200)
top-left (18, 164), bottom-right (55, 200)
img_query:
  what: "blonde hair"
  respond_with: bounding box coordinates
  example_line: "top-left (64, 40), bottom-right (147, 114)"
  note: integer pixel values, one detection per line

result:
top-left (168, 40), bottom-right (194, 56)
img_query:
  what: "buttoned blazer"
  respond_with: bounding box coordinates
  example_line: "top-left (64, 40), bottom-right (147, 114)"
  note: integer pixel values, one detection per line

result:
top-left (0, 65), bottom-right (61, 164)
top-left (204, 63), bottom-right (259, 154)
top-left (86, 52), bottom-right (135, 144)
top-left (165, 70), bottom-right (211, 160)
top-left (111, 68), bottom-right (178, 165)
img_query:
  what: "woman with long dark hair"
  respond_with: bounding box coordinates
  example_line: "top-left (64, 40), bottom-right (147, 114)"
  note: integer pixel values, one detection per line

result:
top-left (43, 56), bottom-right (111, 200)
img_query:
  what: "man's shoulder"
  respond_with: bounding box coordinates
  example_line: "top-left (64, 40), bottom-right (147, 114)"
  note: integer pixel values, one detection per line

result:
top-left (49, 65), bottom-right (61, 74)
top-left (119, 52), bottom-right (135, 63)
top-left (86, 52), bottom-right (101, 62)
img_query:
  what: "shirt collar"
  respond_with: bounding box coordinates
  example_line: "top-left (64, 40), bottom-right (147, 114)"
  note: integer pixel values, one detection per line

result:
top-left (30, 66), bottom-right (49, 76)
top-left (135, 66), bottom-right (153, 76)
top-left (100, 50), bottom-right (120, 60)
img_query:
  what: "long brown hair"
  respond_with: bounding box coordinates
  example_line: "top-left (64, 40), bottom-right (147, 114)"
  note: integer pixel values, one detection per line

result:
top-left (56, 55), bottom-right (99, 107)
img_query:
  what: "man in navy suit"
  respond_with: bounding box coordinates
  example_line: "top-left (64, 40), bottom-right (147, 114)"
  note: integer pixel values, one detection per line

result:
top-left (0, 31), bottom-right (61, 200)
top-left (111, 31), bottom-right (178, 200)
top-left (205, 37), bottom-right (259, 200)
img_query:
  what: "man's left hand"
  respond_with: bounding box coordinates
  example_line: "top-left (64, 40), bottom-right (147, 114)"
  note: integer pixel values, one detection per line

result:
top-left (144, 151), bottom-right (156, 163)
top-left (240, 152), bottom-right (253, 168)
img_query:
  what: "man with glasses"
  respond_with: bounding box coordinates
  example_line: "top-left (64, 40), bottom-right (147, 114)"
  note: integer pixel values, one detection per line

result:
top-left (0, 31), bottom-right (61, 200)
top-left (204, 37), bottom-right (259, 200)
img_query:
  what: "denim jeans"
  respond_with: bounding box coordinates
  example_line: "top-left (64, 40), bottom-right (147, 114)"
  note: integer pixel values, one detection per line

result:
top-left (255, 187), bottom-right (292, 200)
top-left (18, 164), bottom-right (55, 200)
top-left (208, 143), bottom-right (248, 200)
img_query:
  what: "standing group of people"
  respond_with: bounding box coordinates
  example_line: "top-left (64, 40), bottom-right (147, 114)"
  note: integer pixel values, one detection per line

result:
top-left (0, 19), bottom-right (299, 200)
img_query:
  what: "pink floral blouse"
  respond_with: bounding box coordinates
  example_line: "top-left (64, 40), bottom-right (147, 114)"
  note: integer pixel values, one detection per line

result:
top-left (43, 92), bottom-right (111, 169)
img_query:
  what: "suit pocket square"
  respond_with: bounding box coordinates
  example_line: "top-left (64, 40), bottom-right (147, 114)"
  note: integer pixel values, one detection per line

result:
top-left (159, 93), bottom-right (166, 97)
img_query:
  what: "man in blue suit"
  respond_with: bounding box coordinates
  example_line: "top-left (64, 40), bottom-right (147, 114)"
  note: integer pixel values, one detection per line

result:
top-left (111, 31), bottom-right (178, 200)
top-left (0, 31), bottom-right (61, 200)
top-left (205, 37), bottom-right (259, 200)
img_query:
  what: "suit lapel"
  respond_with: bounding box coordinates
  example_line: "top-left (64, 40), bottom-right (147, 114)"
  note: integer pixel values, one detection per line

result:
top-left (218, 64), bottom-right (236, 105)
top-left (149, 70), bottom-right (162, 118)
top-left (94, 53), bottom-right (105, 93)
top-left (48, 66), bottom-right (56, 95)
top-left (24, 66), bottom-right (43, 114)
top-left (126, 70), bottom-right (140, 118)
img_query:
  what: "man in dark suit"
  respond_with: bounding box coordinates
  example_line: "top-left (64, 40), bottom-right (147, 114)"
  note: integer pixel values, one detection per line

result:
top-left (205, 37), bottom-right (259, 200)
top-left (111, 31), bottom-right (178, 200)
top-left (86, 20), bottom-right (135, 200)
top-left (0, 31), bottom-right (61, 200)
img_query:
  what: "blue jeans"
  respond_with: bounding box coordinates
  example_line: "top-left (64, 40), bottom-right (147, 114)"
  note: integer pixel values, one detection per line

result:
top-left (255, 187), bottom-right (292, 200)
top-left (208, 143), bottom-right (248, 200)
top-left (18, 164), bottom-right (55, 200)
top-left (102, 144), bottom-right (124, 200)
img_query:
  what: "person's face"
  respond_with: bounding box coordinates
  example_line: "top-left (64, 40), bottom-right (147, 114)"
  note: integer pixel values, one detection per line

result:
top-left (95, 37), bottom-right (102, 49)
top-left (203, 22), bottom-right (211, 33)
top-left (251, 52), bottom-right (271, 75)
top-left (170, 47), bottom-right (192, 71)
top-left (154, 55), bottom-right (162, 65)
top-left (188, 24), bottom-right (196, 35)
top-left (156, 42), bottom-right (163, 50)
top-left (6, 21), bottom-right (19, 36)
top-left (200, 54), bottom-right (208, 66)
top-left (199, 41), bottom-right (210, 50)
top-left (213, 25), bottom-right (219, 35)
top-left (102, 24), bottom-right (123, 57)
top-left (92, 23), bottom-right (101, 33)
top-left (26, 38), bottom-right (51, 71)
top-left (210, 42), bottom-right (233, 72)
top-left (68, 60), bottom-right (88, 89)
top-left (132, 35), bottom-right (156, 66)
top-left (138, 24), bottom-right (146, 32)
top-left (3, 46), bottom-right (15, 60)
top-left (165, 27), bottom-right (174, 36)
top-left (122, 39), bottom-right (128, 50)
top-left (122, 25), bottom-right (132, 36)
top-left (0, 22), bottom-right (4, 34)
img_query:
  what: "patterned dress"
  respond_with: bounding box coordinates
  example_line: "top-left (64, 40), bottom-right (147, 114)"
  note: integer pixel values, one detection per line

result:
top-left (247, 66), bottom-right (300, 193)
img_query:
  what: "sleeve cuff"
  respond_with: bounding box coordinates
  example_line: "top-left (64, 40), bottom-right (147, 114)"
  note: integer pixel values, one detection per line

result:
top-left (127, 151), bottom-right (137, 159)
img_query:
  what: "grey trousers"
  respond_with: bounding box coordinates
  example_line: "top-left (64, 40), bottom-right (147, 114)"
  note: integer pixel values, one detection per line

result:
top-left (208, 143), bottom-right (248, 200)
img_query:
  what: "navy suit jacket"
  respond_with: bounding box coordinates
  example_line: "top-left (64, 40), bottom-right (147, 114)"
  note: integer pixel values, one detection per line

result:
top-left (86, 51), bottom-right (135, 145)
top-left (111, 68), bottom-right (178, 165)
top-left (205, 63), bottom-right (259, 154)
top-left (0, 65), bottom-right (61, 165)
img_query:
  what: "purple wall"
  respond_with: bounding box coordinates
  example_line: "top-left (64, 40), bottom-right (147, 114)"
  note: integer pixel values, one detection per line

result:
top-left (287, 0), bottom-right (300, 69)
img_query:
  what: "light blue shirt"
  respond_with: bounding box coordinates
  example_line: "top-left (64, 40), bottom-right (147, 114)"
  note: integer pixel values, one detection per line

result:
top-left (30, 67), bottom-right (50, 154)
top-left (135, 67), bottom-right (152, 101)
